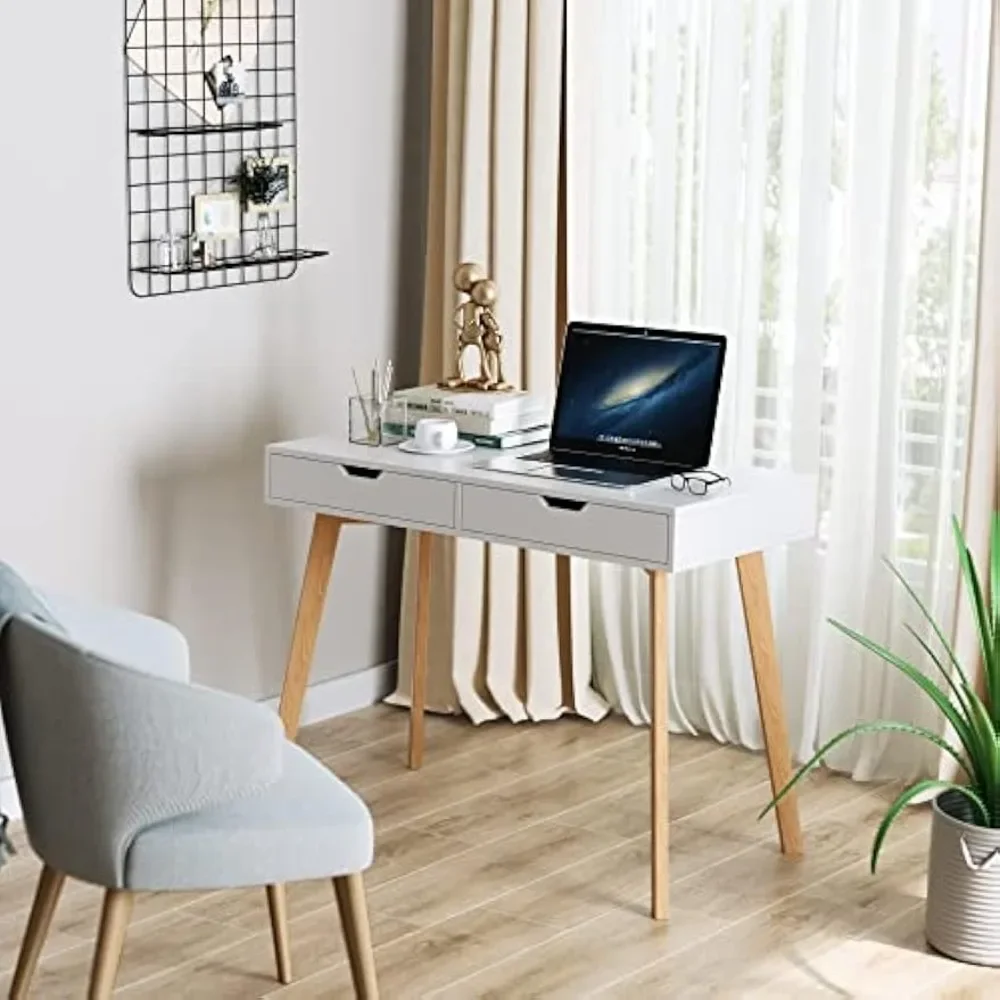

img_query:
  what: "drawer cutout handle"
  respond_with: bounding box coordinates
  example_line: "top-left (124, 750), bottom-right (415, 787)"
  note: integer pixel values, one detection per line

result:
top-left (542, 496), bottom-right (588, 513)
top-left (341, 465), bottom-right (384, 481)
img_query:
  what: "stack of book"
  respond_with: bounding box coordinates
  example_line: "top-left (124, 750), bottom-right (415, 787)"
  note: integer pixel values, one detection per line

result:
top-left (385, 385), bottom-right (552, 449)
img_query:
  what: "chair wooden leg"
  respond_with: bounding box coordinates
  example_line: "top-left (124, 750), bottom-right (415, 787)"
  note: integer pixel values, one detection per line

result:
top-left (9, 865), bottom-right (66, 999)
top-left (408, 530), bottom-right (434, 770)
top-left (266, 884), bottom-right (293, 985)
top-left (333, 874), bottom-right (379, 999)
top-left (736, 551), bottom-right (804, 858)
top-left (87, 890), bottom-right (134, 1000)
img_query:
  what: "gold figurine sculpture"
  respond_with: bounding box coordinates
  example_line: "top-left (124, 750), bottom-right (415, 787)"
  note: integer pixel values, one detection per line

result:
top-left (440, 262), bottom-right (513, 392)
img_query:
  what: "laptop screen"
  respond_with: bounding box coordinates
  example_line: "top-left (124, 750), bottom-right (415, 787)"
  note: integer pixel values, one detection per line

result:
top-left (550, 323), bottom-right (727, 469)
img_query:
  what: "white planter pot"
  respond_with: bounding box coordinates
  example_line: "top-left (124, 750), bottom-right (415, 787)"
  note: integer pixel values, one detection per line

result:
top-left (926, 790), bottom-right (1000, 966)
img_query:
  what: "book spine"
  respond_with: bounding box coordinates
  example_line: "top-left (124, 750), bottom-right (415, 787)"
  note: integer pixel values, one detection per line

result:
top-left (393, 390), bottom-right (549, 420)
top-left (384, 405), bottom-right (544, 437)
top-left (461, 433), bottom-right (520, 449)
top-left (461, 428), bottom-right (549, 449)
top-left (381, 422), bottom-right (547, 449)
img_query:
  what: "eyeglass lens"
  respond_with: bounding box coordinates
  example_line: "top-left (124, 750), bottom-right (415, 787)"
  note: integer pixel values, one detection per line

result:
top-left (669, 471), bottom-right (730, 494)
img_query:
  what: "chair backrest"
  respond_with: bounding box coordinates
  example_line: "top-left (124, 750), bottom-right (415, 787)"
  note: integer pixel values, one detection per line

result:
top-left (0, 617), bottom-right (285, 888)
top-left (0, 562), bottom-right (62, 634)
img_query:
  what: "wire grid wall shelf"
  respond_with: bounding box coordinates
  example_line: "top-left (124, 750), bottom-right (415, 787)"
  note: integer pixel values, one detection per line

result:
top-left (125, 0), bottom-right (327, 297)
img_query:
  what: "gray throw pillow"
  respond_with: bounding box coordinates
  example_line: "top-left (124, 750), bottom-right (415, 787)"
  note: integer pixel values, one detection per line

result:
top-left (0, 562), bottom-right (62, 631)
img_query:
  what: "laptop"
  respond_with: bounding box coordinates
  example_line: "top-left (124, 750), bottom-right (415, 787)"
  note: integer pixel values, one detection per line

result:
top-left (481, 321), bottom-right (727, 489)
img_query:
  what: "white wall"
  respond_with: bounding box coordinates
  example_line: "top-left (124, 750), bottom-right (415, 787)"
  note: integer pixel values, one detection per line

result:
top-left (0, 1), bottom-right (431, 806)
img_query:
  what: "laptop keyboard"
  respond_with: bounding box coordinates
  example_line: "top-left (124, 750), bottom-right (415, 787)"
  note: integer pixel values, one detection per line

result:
top-left (547, 466), bottom-right (623, 484)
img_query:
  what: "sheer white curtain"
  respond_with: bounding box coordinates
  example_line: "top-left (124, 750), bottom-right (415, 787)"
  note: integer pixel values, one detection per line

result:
top-left (570, 0), bottom-right (992, 779)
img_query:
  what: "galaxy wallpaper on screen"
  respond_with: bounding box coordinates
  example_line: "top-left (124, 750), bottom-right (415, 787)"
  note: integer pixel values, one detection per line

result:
top-left (554, 332), bottom-right (723, 462)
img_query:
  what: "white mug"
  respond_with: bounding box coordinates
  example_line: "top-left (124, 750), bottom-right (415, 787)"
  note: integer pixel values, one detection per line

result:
top-left (414, 418), bottom-right (459, 452)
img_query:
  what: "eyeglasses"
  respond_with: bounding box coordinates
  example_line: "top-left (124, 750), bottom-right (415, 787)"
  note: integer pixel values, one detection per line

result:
top-left (669, 470), bottom-right (731, 496)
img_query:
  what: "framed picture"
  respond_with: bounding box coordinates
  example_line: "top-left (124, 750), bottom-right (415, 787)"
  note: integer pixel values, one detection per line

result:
top-left (193, 192), bottom-right (241, 241)
top-left (206, 56), bottom-right (249, 110)
top-left (241, 157), bottom-right (295, 214)
top-left (126, 0), bottom-right (276, 125)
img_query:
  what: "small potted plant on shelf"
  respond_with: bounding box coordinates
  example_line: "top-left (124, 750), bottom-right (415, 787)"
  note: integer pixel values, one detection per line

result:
top-left (764, 511), bottom-right (999, 965)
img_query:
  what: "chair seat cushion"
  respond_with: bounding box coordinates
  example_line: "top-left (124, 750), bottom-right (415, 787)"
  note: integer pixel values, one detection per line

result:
top-left (123, 743), bottom-right (374, 891)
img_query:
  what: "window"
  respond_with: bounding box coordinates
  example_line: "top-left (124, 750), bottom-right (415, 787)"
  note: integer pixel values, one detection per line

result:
top-left (570, 0), bottom-right (990, 607)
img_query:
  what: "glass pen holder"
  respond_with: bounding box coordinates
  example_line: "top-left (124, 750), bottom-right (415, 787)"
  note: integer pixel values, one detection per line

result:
top-left (348, 396), bottom-right (408, 447)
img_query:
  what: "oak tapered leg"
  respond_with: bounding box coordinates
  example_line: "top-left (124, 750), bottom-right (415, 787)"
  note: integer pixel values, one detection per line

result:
top-left (87, 890), bottom-right (134, 1000)
top-left (266, 884), bottom-right (293, 985)
top-left (333, 874), bottom-right (379, 999)
top-left (408, 530), bottom-right (434, 770)
top-left (278, 514), bottom-right (345, 739)
top-left (649, 569), bottom-right (669, 921)
top-left (9, 865), bottom-right (66, 999)
top-left (736, 551), bottom-right (803, 858)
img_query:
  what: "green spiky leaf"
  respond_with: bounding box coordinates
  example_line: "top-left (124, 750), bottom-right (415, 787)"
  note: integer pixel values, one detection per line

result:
top-left (759, 720), bottom-right (970, 821)
top-left (903, 622), bottom-right (974, 720)
top-left (883, 555), bottom-right (974, 694)
top-left (760, 509), bottom-right (1000, 862)
top-left (990, 511), bottom-right (999, 641)
top-left (953, 515), bottom-right (997, 720)
top-left (870, 780), bottom-right (989, 872)
top-left (828, 619), bottom-right (977, 759)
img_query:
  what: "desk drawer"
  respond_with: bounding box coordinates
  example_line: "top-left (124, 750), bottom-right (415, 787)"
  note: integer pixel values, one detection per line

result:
top-left (460, 485), bottom-right (668, 564)
top-left (269, 453), bottom-right (456, 529)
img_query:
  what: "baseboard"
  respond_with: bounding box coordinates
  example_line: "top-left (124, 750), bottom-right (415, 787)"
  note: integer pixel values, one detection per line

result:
top-left (0, 661), bottom-right (397, 824)
top-left (262, 660), bottom-right (398, 729)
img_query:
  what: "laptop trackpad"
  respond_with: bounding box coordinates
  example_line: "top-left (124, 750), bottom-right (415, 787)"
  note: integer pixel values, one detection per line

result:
top-left (481, 457), bottom-right (645, 488)
top-left (546, 466), bottom-right (618, 485)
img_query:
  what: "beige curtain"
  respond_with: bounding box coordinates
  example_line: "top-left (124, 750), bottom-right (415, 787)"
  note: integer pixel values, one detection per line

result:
top-left (949, 0), bottom-right (1000, 739)
top-left (936, 0), bottom-right (1000, 785)
top-left (388, 0), bottom-right (607, 724)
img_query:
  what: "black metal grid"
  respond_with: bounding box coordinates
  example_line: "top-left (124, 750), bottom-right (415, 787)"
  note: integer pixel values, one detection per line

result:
top-left (124, 0), bottom-right (327, 297)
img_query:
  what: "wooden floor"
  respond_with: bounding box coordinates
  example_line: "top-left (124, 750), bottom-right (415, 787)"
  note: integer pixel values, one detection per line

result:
top-left (2, 705), bottom-right (999, 998)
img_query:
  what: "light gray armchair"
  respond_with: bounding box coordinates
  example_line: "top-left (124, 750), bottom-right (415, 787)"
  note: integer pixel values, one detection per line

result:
top-left (0, 576), bottom-right (378, 999)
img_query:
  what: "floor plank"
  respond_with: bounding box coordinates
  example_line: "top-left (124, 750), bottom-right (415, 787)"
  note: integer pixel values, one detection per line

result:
top-left (430, 905), bottom-right (726, 999)
top-left (120, 905), bottom-right (415, 998)
top-left (268, 908), bottom-right (551, 999)
top-left (0, 704), bottom-right (966, 998)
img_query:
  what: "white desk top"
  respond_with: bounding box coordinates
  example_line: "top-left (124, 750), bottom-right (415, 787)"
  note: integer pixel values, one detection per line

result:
top-left (266, 436), bottom-right (818, 572)
top-left (269, 436), bottom-right (805, 513)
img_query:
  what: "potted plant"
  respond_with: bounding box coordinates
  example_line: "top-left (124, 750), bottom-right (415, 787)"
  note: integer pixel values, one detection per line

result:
top-left (764, 511), bottom-right (999, 965)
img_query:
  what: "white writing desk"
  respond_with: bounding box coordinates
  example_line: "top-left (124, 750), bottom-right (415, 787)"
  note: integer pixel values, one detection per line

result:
top-left (265, 436), bottom-right (817, 921)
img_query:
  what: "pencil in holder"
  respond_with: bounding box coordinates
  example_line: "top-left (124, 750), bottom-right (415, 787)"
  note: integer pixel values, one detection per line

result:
top-left (348, 396), bottom-right (407, 447)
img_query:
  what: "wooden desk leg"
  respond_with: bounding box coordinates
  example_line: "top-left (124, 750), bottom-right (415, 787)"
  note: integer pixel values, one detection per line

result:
top-left (648, 569), bottom-right (669, 921)
top-left (278, 514), bottom-right (345, 739)
top-left (408, 530), bottom-right (434, 770)
top-left (736, 551), bottom-right (804, 858)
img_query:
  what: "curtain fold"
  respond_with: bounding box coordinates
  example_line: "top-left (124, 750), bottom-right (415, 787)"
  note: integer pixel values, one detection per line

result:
top-left (943, 0), bottom-right (1000, 780)
top-left (389, 0), bottom-right (608, 725)
top-left (392, 0), bottom-right (995, 776)
top-left (571, 0), bottom-right (993, 779)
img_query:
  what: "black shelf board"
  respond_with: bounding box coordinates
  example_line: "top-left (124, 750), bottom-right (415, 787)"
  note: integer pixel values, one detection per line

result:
top-left (132, 120), bottom-right (285, 138)
top-left (135, 248), bottom-right (328, 275)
